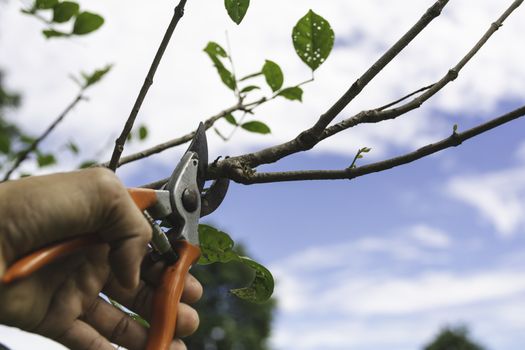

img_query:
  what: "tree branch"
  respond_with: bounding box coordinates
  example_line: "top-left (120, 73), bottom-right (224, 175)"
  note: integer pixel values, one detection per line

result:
top-left (302, 0), bottom-right (449, 140)
top-left (101, 97), bottom-right (266, 168)
top-left (209, 105), bottom-right (525, 184)
top-left (212, 0), bottom-right (449, 170)
top-left (322, 0), bottom-right (524, 140)
top-left (2, 92), bottom-right (85, 181)
top-left (209, 0), bottom-right (520, 172)
top-left (107, 0), bottom-right (188, 171)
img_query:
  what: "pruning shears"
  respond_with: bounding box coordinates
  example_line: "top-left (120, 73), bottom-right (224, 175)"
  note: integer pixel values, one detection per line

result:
top-left (1, 123), bottom-right (229, 350)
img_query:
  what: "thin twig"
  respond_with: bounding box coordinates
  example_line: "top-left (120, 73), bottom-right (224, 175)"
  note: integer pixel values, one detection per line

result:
top-left (208, 105), bottom-right (525, 184)
top-left (376, 84), bottom-right (435, 111)
top-left (215, 0), bottom-right (520, 171)
top-left (303, 0), bottom-right (449, 140)
top-left (101, 98), bottom-right (266, 168)
top-left (107, 0), bottom-right (188, 171)
top-left (2, 92), bottom-right (85, 181)
top-left (213, 0), bottom-right (449, 170)
top-left (322, 0), bottom-right (523, 140)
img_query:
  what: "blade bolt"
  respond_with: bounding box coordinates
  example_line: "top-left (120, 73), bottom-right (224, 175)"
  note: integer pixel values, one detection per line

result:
top-left (182, 188), bottom-right (199, 212)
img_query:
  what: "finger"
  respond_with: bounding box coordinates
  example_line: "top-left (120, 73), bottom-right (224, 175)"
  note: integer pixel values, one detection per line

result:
top-left (82, 297), bottom-right (147, 350)
top-left (141, 259), bottom-right (203, 304)
top-left (0, 168), bottom-right (151, 289)
top-left (104, 272), bottom-right (202, 320)
top-left (103, 278), bottom-right (200, 338)
top-left (175, 303), bottom-right (200, 338)
top-left (170, 339), bottom-right (187, 350)
top-left (55, 319), bottom-right (115, 350)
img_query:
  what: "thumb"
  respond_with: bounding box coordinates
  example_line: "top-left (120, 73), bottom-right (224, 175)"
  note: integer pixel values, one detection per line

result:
top-left (0, 168), bottom-right (151, 289)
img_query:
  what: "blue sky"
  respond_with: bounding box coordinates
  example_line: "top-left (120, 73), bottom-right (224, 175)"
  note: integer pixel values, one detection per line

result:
top-left (1, 1), bottom-right (525, 349)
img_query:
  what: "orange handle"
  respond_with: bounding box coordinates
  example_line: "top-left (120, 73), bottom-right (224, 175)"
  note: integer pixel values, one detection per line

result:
top-left (1, 188), bottom-right (158, 284)
top-left (146, 241), bottom-right (201, 350)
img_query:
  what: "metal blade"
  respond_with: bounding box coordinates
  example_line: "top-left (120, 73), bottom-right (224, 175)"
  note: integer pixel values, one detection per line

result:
top-left (185, 122), bottom-right (208, 191)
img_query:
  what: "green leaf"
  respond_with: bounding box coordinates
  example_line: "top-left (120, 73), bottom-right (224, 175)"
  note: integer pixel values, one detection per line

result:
top-left (198, 224), bottom-right (240, 265)
top-left (197, 224), bottom-right (274, 303)
top-left (262, 60), bottom-right (283, 92)
top-left (278, 86), bottom-right (303, 102)
top-left (205, 53), bottom-right (236, 91)
top-left (361, 147), bottom-right (371, 153)
top-left (67, 141), bottom-right (79, 154)
top-left (81, 64), bottom-right (112, 88)
top-left (37, 153), bottom-right (56, 167)
top-left (240, 85), bottom-right (260, 94)
top-left (138, 125), bottom-right (148, 140)
top-left (241, 121), bottom-right (271, 134)
top-left (0, 132), bottom-right (11, 154)
top-left (20, 135), bottom-right (36, 145)
top-left (52, 1), bottom-right (79, 23)
top-left (231, 257), bottom-right (274, 303)
top-left (292, 10), bottom-right (334, 71)
top-left (109, 298), bottom-right (150, 328)
top-left (73, 12), bottom-right (104, 35)
top-left (36, 0), bottom-right (58, 9)
top-left (130, 313), bottom-right (150, 328)
top-left (79, 160), bottom-right (96, 169)
top-left (203, 41), bottom-right (228, 58)
top-left (224, 113), bottom-right (237, 126)
top-left (203, 42), bottom-right (236, 90)
top-left (224, 0), bottom-right (250, 25)
top-left (42, 29), bottom-right (69, 39)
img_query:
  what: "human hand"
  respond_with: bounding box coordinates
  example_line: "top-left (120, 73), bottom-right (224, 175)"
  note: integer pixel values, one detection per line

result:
top-left (0, 169), bottom-right (202, 350)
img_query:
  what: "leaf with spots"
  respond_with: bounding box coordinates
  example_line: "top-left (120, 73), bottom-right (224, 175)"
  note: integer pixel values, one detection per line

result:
top-left (197, 224), bottom-right (274, 303)
top-left (230, 257), bottom-right (274, 303)
top-left (224, 0), bottom-right (250, 25)
top-left (292, 10), bottom-right (334, 71)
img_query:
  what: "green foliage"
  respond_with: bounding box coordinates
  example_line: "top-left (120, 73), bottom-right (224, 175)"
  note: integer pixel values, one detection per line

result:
top-left (278, 86), bottom-right (303, 101)
top-left (78, 160), bottom-right (96, 169)
top-left (224, 113), bottom-right (238, 126)
top-left (262, 60), bottom-right (284, 92)
top-left (66, 141), bottom-right (79, 154)
top-left (36, 0), bottom-right (58, 10)
top-left (0, 131), bottom-right (11, 154)
top-left (42, 29), bottom-right (68, 38)
top-left (72, 64), bottom-right (112, 89)
top-left (198, 224), bottom-right (274, 303)
top-left (109, 298), bottom-right (150, 328)
top-left (349, 146), bottom-right (372, 168)
top-left (224, 0), bottom-right (250, 25)
top-left (36, 153), bottom-right (57, 167)
top-left (423, 326), bottom-right (485, 350)
top-left (230, 257), bottom-right (274, 303)
top-left (73, 12), bottom-right (104, 35)
top-left (292, 10), bottom-right (334, 71)
top-left (241, 121), bottom-right (271, 134)
top-left (138, 125), bottom-right (148, 140)
top-left (239, 85), bottom-right (260, 94)
top-left (23, 1), bottom-right (105, 39)
top-left (52, 1), bottom-right (79, 23)
top-left (186, 243), bottom-right (275, 350)
top-left (204, 42), bottom-right (236, 91)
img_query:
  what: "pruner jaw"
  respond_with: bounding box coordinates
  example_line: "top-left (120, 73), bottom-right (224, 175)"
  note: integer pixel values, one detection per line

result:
top-left (161, 122), bottom-right (230, 244)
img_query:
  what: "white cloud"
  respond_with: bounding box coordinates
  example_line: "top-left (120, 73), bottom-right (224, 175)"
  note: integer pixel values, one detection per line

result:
top-left (409, 224), bottom-right (451, 248)
top-left (1, 0), bottom-right (524, 176)
top-left (446, 167), bottom-right (525, 236)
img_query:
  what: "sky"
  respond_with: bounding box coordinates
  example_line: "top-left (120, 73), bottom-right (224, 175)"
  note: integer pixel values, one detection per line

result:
top-left (1, 0), bottom-right (525, 349)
